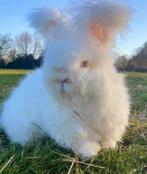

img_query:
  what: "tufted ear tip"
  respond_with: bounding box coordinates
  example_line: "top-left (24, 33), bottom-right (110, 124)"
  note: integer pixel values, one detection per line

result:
top-left (28, 7), bottom-right (62, 36)
top-left (71, 0), bottom-right (132, 44)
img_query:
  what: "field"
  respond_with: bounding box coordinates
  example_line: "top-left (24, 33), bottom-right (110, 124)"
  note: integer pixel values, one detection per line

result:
top-left (0, 69), bottom-right (147, 174)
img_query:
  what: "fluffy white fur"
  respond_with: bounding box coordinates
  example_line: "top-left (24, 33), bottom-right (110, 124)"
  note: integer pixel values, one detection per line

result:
top-left (0, 0), bottom-right (131, 159)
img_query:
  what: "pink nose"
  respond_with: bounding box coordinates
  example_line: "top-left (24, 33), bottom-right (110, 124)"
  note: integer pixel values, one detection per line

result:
top-left (61, 78), bottom-right (71, 84)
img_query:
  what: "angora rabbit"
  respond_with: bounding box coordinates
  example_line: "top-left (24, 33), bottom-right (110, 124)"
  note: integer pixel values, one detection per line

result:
top-left (0, 0), bottom-right (131, 158)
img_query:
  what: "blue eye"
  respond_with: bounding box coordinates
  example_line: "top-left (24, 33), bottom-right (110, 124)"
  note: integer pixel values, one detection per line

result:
top-left (81, 60), bottom-right (88, 68)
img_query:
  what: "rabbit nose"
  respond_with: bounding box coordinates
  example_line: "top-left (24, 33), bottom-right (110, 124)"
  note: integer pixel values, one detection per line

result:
top-left (61, 78), bottom-right (71, 84)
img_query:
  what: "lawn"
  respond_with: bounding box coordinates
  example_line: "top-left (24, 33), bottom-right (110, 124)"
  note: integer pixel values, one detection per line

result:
top-left (0, 69), bottom-right (147, 174)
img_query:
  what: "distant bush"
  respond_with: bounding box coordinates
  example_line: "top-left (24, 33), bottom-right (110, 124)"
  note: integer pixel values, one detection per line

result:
top-left (4, 55), bottom-right (43, 69)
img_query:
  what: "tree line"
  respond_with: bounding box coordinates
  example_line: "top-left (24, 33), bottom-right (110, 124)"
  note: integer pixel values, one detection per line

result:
top-left (0, 32), bottom-right (43, 69)
top-left (115, 42), bottom-right (147, 72)
top-left (0, 32), bottom-right (147, 71)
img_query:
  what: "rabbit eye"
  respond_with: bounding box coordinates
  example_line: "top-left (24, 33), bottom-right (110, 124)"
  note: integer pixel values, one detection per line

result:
top-left (81, 60), bottom-right (88, 68)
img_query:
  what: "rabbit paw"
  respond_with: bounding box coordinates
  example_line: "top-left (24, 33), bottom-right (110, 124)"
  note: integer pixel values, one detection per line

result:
top-left (101, 140), bottom-right (117, 149)
top-left (74, 140), bottom-right (101, 159)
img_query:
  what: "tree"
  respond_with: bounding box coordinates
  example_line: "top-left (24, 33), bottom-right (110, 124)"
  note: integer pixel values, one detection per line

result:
top-left (131, 42), bottom-right (147, 69)
top-left (32, 34), bottom-right (42, 59)
top-left (15, 32), bottom-right (33, 56)
top-left (0, 31), bottom-right (43, 69)
top-left (15, 32), bottom-right (42, 58)
top-left (0, 34), bottom-right (12, 59)
top-left (115, 55), bottom-right (128, 70)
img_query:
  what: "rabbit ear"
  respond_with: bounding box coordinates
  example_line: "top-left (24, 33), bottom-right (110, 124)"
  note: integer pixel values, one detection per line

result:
top-left (29, 8), bottom-right (62, 36)
top-left (89, 23), bottom-right (107, 43)
top-left (71, 0), bottom-right (131, 44)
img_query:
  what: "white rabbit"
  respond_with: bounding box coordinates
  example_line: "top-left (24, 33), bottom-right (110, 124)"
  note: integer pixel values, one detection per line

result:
top-left (0, 0), bottom-right (131, 159)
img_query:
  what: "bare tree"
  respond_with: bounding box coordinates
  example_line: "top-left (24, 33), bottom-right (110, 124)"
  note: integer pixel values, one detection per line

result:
top-left (130, 42), bottom-right (147, 69)
top-left (16, 32), bottom-right (33, 56)
top-left (15, 32), bottom-right (42, 58)
top-left (115, 55), bottom-right (128, 70)
top-left (5, 49), bottom-right (17, 63)
top-left (32, 34), bottom-right (42, 59)
top-left (0, 34), bottom-right (12, 59)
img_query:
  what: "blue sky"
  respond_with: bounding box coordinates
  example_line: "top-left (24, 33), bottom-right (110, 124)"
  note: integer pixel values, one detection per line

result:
top-left (0, 0), bottom-right (147, 56)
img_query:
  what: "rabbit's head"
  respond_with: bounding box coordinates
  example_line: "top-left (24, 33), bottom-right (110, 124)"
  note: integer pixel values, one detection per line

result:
top-left (29, 1), bottom-right (131, 101)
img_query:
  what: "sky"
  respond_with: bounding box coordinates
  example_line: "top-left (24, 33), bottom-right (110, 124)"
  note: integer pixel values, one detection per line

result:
top-left (0, 0), bottom-right (147, 56)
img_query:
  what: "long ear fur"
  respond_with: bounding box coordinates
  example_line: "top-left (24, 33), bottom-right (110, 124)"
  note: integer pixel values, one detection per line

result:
top-left (28, 8), bottom-right (62, 36)
top-left (71, 0), bottom-right (131, 44)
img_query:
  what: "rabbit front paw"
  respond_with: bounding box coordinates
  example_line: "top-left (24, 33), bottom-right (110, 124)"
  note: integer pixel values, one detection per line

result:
top-left (73, 140), bottom-right (101, 159)
top-left (101, 140), bottom-right (117, 149)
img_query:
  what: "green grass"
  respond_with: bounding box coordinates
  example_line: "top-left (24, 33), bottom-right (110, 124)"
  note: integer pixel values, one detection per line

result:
top-left (0, 70), bottom-right (147, 174)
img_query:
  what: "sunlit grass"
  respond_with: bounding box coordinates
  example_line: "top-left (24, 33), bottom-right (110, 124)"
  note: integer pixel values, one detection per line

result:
top-left (0, 69), bottom-right (29, 75)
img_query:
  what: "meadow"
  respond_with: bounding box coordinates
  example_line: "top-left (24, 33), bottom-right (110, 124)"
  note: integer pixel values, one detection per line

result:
top-left (0, 69), bottom-right (147, 174)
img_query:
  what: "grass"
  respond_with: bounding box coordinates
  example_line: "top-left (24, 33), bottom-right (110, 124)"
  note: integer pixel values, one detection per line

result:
top-left (0, 69), bottom-right (147, 174)
top-left (0, 69), bottom-right (29, 75)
